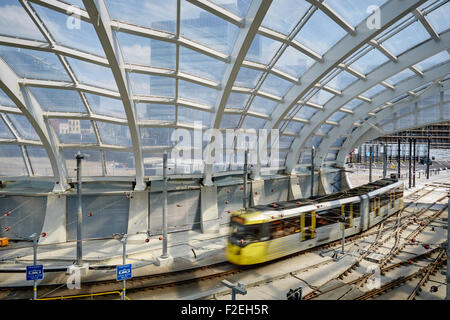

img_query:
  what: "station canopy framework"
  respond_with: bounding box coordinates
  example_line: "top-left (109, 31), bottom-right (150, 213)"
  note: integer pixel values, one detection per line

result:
top-left (0, 0), bottom-right (449, 191)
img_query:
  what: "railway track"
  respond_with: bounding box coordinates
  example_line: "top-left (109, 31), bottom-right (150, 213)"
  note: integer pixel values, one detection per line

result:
top-left (0, 185), bottom-right (446, 300)
top-left (304, 188), bottom-right (448, 300)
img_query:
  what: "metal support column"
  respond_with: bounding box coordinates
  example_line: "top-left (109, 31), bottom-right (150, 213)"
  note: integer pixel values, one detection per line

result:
top-left (32, 233), bottom-right (38, 300)
top-left (383, 144), bottom-right (387, 179)
top-left (409, 138), bottom-right (412, 189)
top-left (243, 150), bottom-right (248, 209)
top-left (162, 151), bottom-right (168, 259)
top-left (413, 139), bottom-right (416, 187)
top-left (446, 194), bottom-right (449, 300)
top-left (426, 138), bottom-right (430, 179)
top-left (311, 147), bottom-right (315, 198)
top-left (121, 235), bottom-right (127, 301)
top-left (76, 152), bottom-right (84, 266)
top-left (397, 139), bottom-right (401, 179)
top-left (369, 145), bottom-right (373, 183)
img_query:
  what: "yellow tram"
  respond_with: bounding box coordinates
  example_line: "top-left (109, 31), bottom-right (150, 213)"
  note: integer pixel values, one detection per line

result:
top-left (226, 178), bottom-right (404, 265)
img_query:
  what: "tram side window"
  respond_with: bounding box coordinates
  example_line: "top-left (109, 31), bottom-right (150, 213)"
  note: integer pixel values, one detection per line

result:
top-left (395, 187), bottom-right (403, 200)
top-left (270, 221), bottom-right (284, 239)
top-left (380, 192), bottom-right (390, 207)
top-left (352, 202), bottom-right (360, 218)
top-left (316, 208), bottom-right (340, 228)
top-left (270, 217), bottom-right (300, 239)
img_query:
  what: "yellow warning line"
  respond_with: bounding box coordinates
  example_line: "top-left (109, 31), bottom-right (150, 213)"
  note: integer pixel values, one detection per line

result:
top-left (37, 291), bottom-right (130, 300)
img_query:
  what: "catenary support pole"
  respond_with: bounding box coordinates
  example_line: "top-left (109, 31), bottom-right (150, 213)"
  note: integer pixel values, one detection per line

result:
top-left (121, 235), bottom-right (127, 300)
top-left (409, 138), bottom-right (412, 189)
top-left (243, 150), bottom-right (248, 209)
top-left (426, 138), bottom-right (430, 179)
top-left (76, 152), bottom-right (84, 266)
top-left (311, 147), bottom-right (315, 198)
top-left (397, 139), bottom-right (401, 179)
top-left (446, 193), bottom-right (449, 300)
top-left (369, 145), bottom-right (373, 183)
top-left (383, 144), bottom-right (387, 179)
top-left (32, 233), bottom-right (38, 300)
top-left (162, 151), bottom-right (168, 258)
top-left (413, 139), bottom-right (416, 187)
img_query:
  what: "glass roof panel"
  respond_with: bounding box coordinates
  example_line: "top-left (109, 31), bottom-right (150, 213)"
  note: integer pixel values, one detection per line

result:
top-left (180, 0), bottom-right (239, 54)
top-left (117, 32), bottom-right (176, 69)
top-left (261, 0), bottom-right (310, 34)
top-left (382, 22), bottom-right (430, 56)
top-left (0, 144), bottom-right (27, 176)
top-left (29, 87), bottom-right (86, 113)
top-left (279, 135), bottom-right (294, 149)
top-left (210, 0), bottom-right (252, 18)
top-left (295, 105), bottom-right (317, 119)
top-left (220, 113), bottom-right (241, 128)
top-left (180, 46), bottom-right (227, 82)
top-left (329, 111), bottom-right (346, 122)
top-left (85, 93), bottom-right (125, 119)
top-left (326, 70), bottom-right (358, 91)
top-left (97, 122), bottom-right (131, 146)
top-left (67, 57), bottom-right (117, 91)
top-left (385, 68), bottom-right (416, 85)
top-left (63, 0), bottom-right (85, 9)
top-left (0, 89), bottom-right (16, 107)
top-left (136, 103), bottom-right (175, 122)
top-left (105, 0), bottom-right (177, 34)
top-left (248, 96), bottom-right (277, 115)
top-left (140, 127), bottom-right (174, 146)
top-left (129, 73), bottom-right (175, 97)
top-left (274, 46), bottom-right (315, 79)
top-left (104, 151), bottom-right (135, 176)
top-left (0, 46), bottom-right (71, 81)
top-left (49, 119), bottom-right (97, 144)
top-left (309, 89), bottom-right (334, 105)
top-left (178, 80), bottom-right (218, 106)
top-left (332, 137), bottom-right (346, 147)
top-left (325, 0), bottom-right (389, 27)
top-left (284, 120), bottom-right (304, 134)
top-left (178, 106), bottom-right (212, 126)
top-left (7, 114), bottom-right (39, 141)
top-left (414, 51), bottom-right (450, 72)
top-left (342, 99), bottom-right (363, 111)
top-left (362, 84), bottom-right (387, 98)
top-left (62, 149), bottom-right (102, 177)
top-left (245, 34), bottom-right (282, 65)
top-left (0, 0), bottom-right (46, 41)
top-left (31, 3), bottom-right (105, 57)
top-left (0, 116), bottom-right (14, 139)
top-left (318, 123), bottom-right (333, 134)
top-left (27, 146), bottom-right (52, 176)
top-left (304, 136), bottom-right (323, 148)
top-left (234, 67), bottom-right (264, 89)
top-left (259, 73), bottom-right (293, 97)
top-left (350, 48), bottom-right (389, 75)
top-left (426, 2), bottom-right (450, 34)
top-left (226, 92), bottom-right (250, 110)
top-left (241, 115), bottom-right (265, 129)
top-left (294, 9), bottom-right (346, 55)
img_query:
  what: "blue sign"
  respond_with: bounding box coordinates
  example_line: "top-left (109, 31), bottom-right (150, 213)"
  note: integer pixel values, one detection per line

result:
top-left (26, 265), bottom-right (43, 281)
top-left (366, 152), bottom-right (374, 156)
top-left (116, 264), bottom-right (132, 281)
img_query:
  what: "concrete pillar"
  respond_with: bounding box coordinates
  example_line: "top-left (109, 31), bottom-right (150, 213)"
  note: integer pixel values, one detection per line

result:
top-left (39, 193), bottom-right (67, 244)
top-left (127, 191), bottom-right (149, 238)
top-left (200, 185), bottom-right (220, 233)
top-left (251, 180), bottom-right (265, 206)
top-left (288, 175), bottom-right (302, 200)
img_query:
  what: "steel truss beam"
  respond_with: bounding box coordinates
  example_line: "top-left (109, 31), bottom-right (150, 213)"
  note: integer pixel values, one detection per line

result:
top-left (285, 29), bottom-right (450, 172)
top-left (83, 0), bottom-right (145, 190)
top-left (336, 80), bottom-right (450, 166)
top-left (313, 63), bottom-right (450, 170)
top-left (0, 59), bottom-right (68, 191)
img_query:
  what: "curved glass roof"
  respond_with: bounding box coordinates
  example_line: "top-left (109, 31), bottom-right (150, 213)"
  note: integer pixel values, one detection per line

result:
top-left (0, 0), bottom-right (449, 189)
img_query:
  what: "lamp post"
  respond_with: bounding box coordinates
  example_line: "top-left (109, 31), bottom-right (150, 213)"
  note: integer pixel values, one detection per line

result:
top-left (76, 152), bottom-right (84, 266)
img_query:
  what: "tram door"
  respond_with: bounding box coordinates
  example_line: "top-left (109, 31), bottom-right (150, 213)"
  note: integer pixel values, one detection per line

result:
top-left (340, 204), bottom-right (353, 230)
top-left (300, 211), bottom-right (316, 241)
